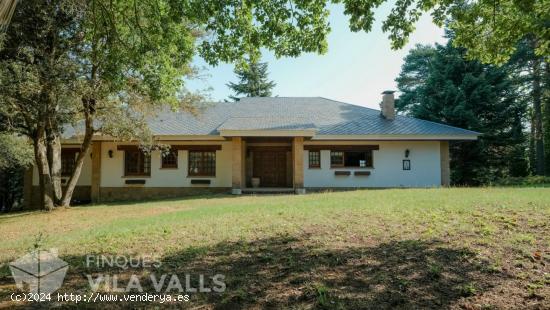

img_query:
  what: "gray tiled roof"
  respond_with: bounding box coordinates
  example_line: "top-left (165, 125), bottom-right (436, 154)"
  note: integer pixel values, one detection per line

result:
top-left (64, 97), bottom-right (480, 138)
top-left (218, 116), bottom-right (316, 131)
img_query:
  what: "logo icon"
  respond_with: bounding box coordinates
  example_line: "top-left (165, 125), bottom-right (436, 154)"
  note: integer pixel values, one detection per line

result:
top-left (9, 248), bottom-right (68, 294)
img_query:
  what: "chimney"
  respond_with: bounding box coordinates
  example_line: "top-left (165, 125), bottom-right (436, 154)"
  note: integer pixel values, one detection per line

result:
top-left (380, 90), bottom-right (395, 120)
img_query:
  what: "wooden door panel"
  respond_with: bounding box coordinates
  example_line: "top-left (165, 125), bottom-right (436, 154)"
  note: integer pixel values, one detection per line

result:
top-left (253, 151), bottom-right (288, 187)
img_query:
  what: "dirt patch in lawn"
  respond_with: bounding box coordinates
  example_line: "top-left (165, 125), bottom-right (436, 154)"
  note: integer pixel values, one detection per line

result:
top-left (1, 233), bottom-right (547, 309)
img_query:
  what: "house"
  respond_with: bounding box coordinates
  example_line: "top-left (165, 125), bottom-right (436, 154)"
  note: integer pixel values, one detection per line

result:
top-left (24, 92), bottom-right (479, 204)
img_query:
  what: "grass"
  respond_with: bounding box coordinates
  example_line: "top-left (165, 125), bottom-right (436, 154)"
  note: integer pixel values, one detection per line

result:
top-left (0, 187), bottom-right (549, 309)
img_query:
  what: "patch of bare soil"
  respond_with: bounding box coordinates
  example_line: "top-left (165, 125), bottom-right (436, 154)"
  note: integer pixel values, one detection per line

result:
top-left (1, 232), bottom-right (547, 309)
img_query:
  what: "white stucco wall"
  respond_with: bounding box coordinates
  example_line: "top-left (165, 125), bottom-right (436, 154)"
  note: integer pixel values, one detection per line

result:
top-left (41, 140), bottom-right (442, 189)
top-left (32, 147), bottom-right (92, 186)
top-left (303, 141), bottom-right (441, 188)
top-left (100, 141), bottom-right (232, 187)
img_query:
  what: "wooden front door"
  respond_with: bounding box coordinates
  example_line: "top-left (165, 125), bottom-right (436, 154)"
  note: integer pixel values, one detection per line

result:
top-left (253, 151), bottom-right (289, 187)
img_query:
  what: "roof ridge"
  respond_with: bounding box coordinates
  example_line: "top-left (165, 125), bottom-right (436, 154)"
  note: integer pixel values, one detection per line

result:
top-left (317, 97), bottom-right (382, 113)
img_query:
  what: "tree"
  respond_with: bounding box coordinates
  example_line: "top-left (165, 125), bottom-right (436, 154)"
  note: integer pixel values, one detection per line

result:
top-left (0, 1), bottom-right (84, 210)
top-left (0, 0), bottom-right (201, 209)
top-left (227, 59), bottom-right (276, 101)
top-left (506, 39), bottom-right (547, 175)
top-left (4, 1), bottom-right (548, 67)
top-left (339, 0), bottom-right (549, 65)
top-left (395, 44), bottom-right (437, 114)
top-left (0, 0), bottom-right (333, 210)
top-left (0, 134), bottom-right (33, 211)
top-left (396, 41), bottom-right (527, 184)
top-left (509, 110), bottom-right (529, 177)
top-left (544, 61), bottom-right (550, 175)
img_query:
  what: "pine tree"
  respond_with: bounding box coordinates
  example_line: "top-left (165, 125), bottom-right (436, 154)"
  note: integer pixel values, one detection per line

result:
top-left (506, 39), bottom-right (547, 175)
top-left (396, 41), bottom-right (527, 184)
top-left (543, 61), bottom-right (550, 175)
top-left (227, 59), bottom-right (276, 101)
top-left (509, 108), bottom-right (529, 177)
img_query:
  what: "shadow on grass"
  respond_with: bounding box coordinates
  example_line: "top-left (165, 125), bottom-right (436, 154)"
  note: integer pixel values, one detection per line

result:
top-left (1, 235), bottom-right (502, 309)
top-left (2, 193), bottom-right (241, 217)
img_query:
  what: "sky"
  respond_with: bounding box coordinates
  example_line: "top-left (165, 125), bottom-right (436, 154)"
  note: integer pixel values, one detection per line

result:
top-left (186, 3), bottom-right (447, 110)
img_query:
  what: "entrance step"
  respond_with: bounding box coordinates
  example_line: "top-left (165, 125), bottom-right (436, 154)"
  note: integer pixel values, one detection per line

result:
top-left (242, 188), bottom-right (296, 194)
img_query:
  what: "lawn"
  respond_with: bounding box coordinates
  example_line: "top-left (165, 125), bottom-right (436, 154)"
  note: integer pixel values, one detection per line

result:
top-left (0, 188), bottom-right (548, 309)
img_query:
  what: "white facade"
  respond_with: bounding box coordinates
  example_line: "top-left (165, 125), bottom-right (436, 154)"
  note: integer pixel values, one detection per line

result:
top-left (100, 141), bottom-right (233, 188)
top-left (303, 141), bottom-right (442, 188)
top-left (34, 140), bottom-right (442, 189)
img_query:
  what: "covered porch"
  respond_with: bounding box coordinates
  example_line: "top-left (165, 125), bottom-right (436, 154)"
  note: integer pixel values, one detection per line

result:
top-left (230, 137), bottom-right (306, 194)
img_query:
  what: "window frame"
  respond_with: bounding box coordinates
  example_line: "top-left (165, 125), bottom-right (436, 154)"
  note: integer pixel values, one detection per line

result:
top-left (161, 149), bottom-right (178, 169)
top-left (402, 159), bottom-right (411, 171)
top-left (308, 150), bottom-right (321, 169)
top-left (124, 149), bottom-right (151, 177)
top-left (330, 151), bottom-right (345, 167)
top-left (187, 150), bottom-right (216, 177)
top-left (61, 149), bottom-right (79, 176)
top-left (330, 150), bottom-right (373, 168)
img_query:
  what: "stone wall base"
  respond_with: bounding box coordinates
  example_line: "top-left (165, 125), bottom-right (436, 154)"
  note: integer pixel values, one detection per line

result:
top-left (98, 187), bottom-right (231, 202)
top-left (26, 186), bottom-right (231, 207)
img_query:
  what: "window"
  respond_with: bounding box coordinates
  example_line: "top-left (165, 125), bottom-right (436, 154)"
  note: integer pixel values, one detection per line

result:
top-left (161, 150), bottom-right (178, 168)
top-left (61, 149), bottom-right (78, 176)
top-left (124, 150), bottom-right (151, 176)
top-left (309, 150), bottom-right (321, 168)
top-left (330, 151), bottom-right (344, 167)
top-left (330, 150), bottom-right (373, 168)
top-left (188, 151), bottom-right (216, 176)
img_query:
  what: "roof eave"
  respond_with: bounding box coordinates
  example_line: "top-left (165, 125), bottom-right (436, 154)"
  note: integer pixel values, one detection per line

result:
top-left (61, 134), bottom-right (226, 143)
top-left (311, 134), bottom-right (479, 141)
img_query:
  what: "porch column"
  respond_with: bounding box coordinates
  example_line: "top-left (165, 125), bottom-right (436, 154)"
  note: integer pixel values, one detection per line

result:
top-left (231, 137), bottom-right (244, 194)
top-left (91, 141), bottom-right (102, 202)
top-left (440, 141), bottom-right (450, 187)
top-left (292, 137), bottom-right (305, 194)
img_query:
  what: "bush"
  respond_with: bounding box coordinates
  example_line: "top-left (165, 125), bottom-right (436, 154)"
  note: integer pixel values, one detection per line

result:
top-left (493, 176), bottom-right (550, 187)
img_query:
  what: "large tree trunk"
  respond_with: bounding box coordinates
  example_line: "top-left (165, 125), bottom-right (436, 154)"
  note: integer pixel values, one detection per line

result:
top-left (543, 60), bottom-right (550, 176)
top-left (33, 128), bottom-right (55, 211)
top-left (531, 53), bottom-right (545, 175)
top-left (46, 123), bottom-right (63, 204)
top-left (60, 100), bottom-right (95, 207)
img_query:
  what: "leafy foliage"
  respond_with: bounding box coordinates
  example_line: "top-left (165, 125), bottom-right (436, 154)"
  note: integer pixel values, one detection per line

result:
top-left (227, 59), bottom-right (276, 101)
top-left (0, 1), bottom-right (82, 136)
top-left (545, 62), bottom-right (550, 175)
top-left (449, 0), bottom-right (549, 64)
top-left (0, 0), bottom-right (336, 209)
top-left (494, 175), bottom-right (550, 187)
top-left (0, 134), bottom-right (33, 211)
top-left (0, 134), bottom-right (33, 169)
top-left (0, 0), bottom-right (202, 209)
top-left (182, 0), bottom-right (331, 65)
top-left (339, 0), bottom-right (549, 64)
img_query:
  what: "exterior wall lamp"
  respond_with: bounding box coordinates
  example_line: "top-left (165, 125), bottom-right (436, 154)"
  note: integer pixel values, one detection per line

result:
top-left (405, 149), bottom-right (410, 158)
top-left (108, 150), bottom-right (113, 158)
